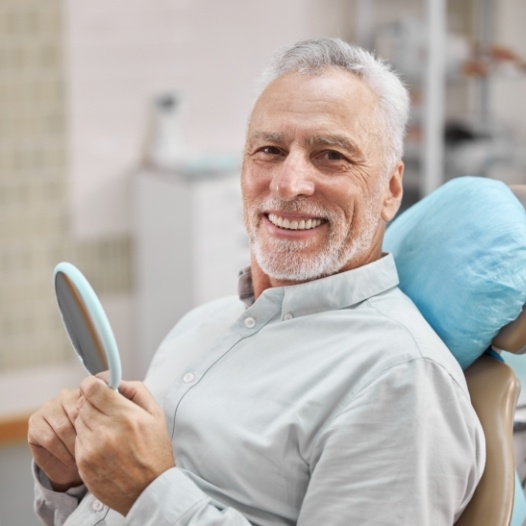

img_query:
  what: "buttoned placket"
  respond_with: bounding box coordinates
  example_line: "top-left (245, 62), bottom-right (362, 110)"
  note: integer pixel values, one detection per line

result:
top-left (167, 290), bottom-right (288, 431)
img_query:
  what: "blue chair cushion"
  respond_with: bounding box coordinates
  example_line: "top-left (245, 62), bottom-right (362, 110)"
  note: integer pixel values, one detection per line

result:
top-left (384, 176), bottom-right (526, 369)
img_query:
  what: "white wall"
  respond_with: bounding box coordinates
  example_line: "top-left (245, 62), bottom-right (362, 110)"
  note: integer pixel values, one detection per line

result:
top-left (65, 0), bottom-right (353, 239)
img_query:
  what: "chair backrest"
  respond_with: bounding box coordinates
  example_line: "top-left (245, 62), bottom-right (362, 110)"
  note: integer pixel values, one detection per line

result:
top-left (455, 350), bottom-right (521, 525)
top-left (455, 185), bottom-right (526, 526)
top-left (384, 178), bottom-right (526, 525)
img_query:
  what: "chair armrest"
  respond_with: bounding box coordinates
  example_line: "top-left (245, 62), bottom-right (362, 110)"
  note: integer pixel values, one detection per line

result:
top-left (493, 308), bottom-right (526, 355)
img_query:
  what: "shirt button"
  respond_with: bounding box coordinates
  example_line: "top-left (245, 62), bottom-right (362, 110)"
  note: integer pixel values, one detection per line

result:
top-left (283, 312), bottom-right (294, 321)
top-left (92, 499), bottom-right (104, 512)
top-left (183, 372), bottom-right (195, 383)
top-left (244, 316), bottom-right (256, 328)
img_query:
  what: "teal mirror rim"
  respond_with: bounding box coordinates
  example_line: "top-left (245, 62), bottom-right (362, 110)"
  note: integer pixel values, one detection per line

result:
top-left (54, 262), bottom-right (122, 389)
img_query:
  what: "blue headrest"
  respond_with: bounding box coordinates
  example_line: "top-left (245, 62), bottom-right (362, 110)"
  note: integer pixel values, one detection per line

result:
top-left (384, 176), bottom-right (526, 369)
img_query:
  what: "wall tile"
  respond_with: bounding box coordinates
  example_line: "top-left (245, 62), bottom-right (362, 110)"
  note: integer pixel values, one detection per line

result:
top-left (0, 0), bottom-right (132, 373)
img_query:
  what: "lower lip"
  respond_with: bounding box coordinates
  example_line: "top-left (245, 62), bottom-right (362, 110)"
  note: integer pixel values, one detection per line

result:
top-left (262, 215), bottom-right (325, 239)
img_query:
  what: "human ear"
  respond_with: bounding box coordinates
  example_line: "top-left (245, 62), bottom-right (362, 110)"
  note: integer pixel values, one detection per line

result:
top-left (381, 161), bottom-right (404, 222)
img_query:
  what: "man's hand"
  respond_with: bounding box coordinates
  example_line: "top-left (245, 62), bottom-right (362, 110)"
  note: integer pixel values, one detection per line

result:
top-left (75, 377), bottom-right (175, 517)
top-left (28, 388), bottom-right (83, 492)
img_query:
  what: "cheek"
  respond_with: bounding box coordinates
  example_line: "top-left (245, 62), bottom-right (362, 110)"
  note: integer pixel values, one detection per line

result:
top-left (332, 192), bottom-right (373, 237)
top-left (329, 189), bottom-right (356, 226)
top-left (347, 196), bottom-right (381, 237)
top-left (241, 174), bottom-right (262, 229)
top-left (241, 166), bottom-right (271, 208)
top-left (241, 165), bottom-right (259, 198)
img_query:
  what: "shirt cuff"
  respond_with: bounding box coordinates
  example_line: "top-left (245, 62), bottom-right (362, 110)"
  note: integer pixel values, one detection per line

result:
top-left (31, 460), bottom-right (87, 505)
top-left (125, 467), bottom-right (211, 525)
top-left (32, 461), bottom-right (87, 525)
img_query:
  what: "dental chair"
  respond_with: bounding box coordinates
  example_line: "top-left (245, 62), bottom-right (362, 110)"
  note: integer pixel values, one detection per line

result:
top-left (457, 311), bottom-right (526, 526)
top-left (384, 178), bottom-right (526, 526)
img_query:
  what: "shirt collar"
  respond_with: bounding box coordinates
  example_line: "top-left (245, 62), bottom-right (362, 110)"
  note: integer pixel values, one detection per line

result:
top-left (238, 253), bottom-right (399, 317)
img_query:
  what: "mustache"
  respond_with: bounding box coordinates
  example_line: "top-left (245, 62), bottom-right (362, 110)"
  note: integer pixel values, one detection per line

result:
top-left (256, 197), bottom-right (331, 218)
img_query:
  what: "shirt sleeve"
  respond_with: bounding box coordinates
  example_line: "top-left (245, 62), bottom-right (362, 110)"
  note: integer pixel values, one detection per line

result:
top-left (124, 468), bottom-right (252, 525)
top-left (296, 358), bottom-right (485, 526)
top-left (32, 461), bottom-right (88, 526)
top-left (33, 461), bottom-right (255, 526)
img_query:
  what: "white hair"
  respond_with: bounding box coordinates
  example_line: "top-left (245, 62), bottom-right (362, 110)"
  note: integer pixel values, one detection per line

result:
top-left (256, 37), bottom-right (410, 171)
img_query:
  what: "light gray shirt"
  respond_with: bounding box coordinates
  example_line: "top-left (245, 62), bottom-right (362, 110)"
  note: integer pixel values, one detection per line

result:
top-left (34, 254), bottom-right (485, 525)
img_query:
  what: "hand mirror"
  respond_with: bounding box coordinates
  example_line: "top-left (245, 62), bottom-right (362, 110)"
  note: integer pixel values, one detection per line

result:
top-left (54, 262), bottom-right (122, 389)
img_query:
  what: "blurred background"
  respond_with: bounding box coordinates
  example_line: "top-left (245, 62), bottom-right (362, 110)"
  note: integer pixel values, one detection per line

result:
top-left (0, 0), bottom-right (525, 524)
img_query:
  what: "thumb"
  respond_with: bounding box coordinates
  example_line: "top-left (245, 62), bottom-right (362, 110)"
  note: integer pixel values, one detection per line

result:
top-left (118, 381), bottom-right (159, 415)
top-left (94, 370), bottom-right (110, 384)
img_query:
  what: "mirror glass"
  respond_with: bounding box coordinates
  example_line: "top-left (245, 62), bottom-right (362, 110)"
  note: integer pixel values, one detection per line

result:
top-left (54, 262), bottom-right (122, 389)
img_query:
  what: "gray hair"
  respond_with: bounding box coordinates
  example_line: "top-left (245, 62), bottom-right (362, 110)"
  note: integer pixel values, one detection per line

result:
top-left (257, 37), bottom-right (410, 170)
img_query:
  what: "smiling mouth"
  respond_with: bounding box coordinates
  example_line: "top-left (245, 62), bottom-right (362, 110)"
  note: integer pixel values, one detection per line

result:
top-left (267, 213), bottom-right (325, 231)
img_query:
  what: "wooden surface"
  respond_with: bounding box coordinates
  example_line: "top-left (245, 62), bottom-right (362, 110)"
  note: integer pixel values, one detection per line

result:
top-left (0, 414), bottom-right (29, 446)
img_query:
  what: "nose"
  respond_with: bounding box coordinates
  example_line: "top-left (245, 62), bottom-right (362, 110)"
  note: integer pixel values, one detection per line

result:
top-left (269, 152), bottom-right (315, 201)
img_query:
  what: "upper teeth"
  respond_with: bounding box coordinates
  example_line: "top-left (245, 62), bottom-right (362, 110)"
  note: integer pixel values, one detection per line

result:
top-left (268, 214), bottom-right (323, 230)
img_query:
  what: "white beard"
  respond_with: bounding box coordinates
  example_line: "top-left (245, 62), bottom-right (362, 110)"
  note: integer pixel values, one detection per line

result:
top-left (245, 196), bottom-right (380, 282)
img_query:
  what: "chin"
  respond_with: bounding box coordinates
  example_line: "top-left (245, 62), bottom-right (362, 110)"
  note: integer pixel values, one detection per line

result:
top-left (254, 246), bottom-right (342, 283)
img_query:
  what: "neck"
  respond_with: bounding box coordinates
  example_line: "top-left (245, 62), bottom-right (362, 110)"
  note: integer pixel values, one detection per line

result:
top-left (250, 263), bottom-right (304, 300)
top-left (250, 257), bottom-right (279, 300)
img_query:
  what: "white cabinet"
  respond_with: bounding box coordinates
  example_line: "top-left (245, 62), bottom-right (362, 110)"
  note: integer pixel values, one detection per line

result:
top-left (133, 170), bottom-right (248, 377)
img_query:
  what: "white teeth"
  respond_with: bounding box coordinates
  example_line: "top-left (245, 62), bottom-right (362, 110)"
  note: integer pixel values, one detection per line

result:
top-left (268, 214), bottom-right (323, 230)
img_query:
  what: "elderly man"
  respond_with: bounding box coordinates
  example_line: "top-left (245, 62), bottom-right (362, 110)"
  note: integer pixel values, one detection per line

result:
top-left (29, 38), bottom-right (485, 525)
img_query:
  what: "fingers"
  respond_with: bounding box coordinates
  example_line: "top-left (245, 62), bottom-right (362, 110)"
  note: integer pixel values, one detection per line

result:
top-left (118, 380), bottom-right (160, 415)
top-left (94, 370), bottom-right (110, 384)
top-left (28, 389), bottom-right (83, 489)
top-left (78, 376), bottom-right (114, 414)
top-left (28, 389), bottom-right (79, 458)
top-left (29, 412), bottom-right (75, 467)
top-left (79, 376), bottom-right (161, 417)
top-left (62, 389), bottom-right (80, 429)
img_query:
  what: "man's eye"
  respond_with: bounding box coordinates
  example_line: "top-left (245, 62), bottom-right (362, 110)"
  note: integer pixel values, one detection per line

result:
top-left (324, 150), bottom-right (346, 161)
top-left (261, 146), bottom-right (281, 155)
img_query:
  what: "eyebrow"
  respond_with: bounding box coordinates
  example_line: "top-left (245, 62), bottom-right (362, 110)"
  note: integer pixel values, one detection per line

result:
top-left (306, 134), bottom-right (363, 158)
top-left (247, 131), bottom-right (287, 145)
